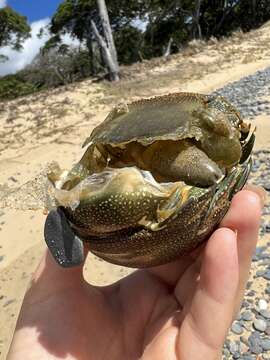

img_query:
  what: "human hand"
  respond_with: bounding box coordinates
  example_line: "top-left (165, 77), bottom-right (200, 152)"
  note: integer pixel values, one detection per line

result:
top-left (7, 188), bottom-right (264, 360)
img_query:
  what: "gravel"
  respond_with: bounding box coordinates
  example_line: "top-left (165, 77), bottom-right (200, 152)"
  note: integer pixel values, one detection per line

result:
top-left (213, 67), bottom-right (270, 119)
top-left (258, 299), bottom-right (268, 311)
top-left (253, 319), bottom-right (267, 332)
top-left (259, 309), bottom-right (270, 319)
top-left (261, 339), bottom-right (270, 351)
top-left (232, 322), bottom-right (244, 335)
top-left (248, 333), bottom-right (263, 354)
top-left (217, 66), bottom-right (270, 359)
top-left (241, 311), bottom-right (254, 321)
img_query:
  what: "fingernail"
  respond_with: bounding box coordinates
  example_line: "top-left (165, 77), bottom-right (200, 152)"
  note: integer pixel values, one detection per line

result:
top-left (244, 184), bottom-right (266, 208)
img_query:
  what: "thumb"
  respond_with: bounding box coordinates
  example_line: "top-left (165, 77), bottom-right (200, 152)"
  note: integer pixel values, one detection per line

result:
top-left (24, 248), bottom-right (87, 307)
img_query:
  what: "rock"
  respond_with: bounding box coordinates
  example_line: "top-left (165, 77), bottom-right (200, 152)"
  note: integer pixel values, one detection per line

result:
top-left (263, 270), bottom-right (270, 280)
top-left (223, 348), bottom-right (230, 358)
top-left (261, 338), bottom-right (270, 351)
top-left (253, 318), bottom-right (267, 332)
top-left (229, 341), bottom-right (239, 354)
top-left (258, 299), bottom-right (268, 310)
top-left (265, 324), bottom-right (270, 336)
top-left (232, 322), bottom-right (244, 335)
top-left (240, 335), bottom-right (249, 346)
top-left (248, 333), bottom-right (263, 354)
top-left (241, 356), bottom-right (257, 360)
top-left (241, 310), bottom-right (253, 321)
top-left (262, 183), bottom-right (270, 192)
top-left (265, 286), bottom-right (270, 295)
top-left (0, 256), bottom-right (4, 262)
top-left (259, 309), bottom-right (270, 319)
top-left (255, 269), bottom-right (265, 277)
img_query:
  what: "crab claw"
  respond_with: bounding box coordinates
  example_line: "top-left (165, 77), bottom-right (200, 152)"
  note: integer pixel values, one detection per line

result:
top-left (44, 208), bottom-right (84, 267)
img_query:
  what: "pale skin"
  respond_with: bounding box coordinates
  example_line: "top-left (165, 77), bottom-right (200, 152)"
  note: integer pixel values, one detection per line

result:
top-left (7, 186), bottom-right (264, 360)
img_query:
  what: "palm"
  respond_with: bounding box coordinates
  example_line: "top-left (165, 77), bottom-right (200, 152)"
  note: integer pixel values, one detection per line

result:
top-left (8, 189), bottom-right (262, 360)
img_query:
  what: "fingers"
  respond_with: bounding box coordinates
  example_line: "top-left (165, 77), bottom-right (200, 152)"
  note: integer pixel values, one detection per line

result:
top-left (220, 188), bottom-right (263, 314)
top-left (244, 184), bottom-right (266, 207)
top-left (146, 257), bottom-right (197, 287)
top-left (177, 228), bottom-right (239, 359)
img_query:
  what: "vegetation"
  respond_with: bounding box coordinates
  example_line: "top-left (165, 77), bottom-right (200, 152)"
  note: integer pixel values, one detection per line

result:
top-left (0, 6), bottom-right (31, 57)
top-left (0, 74), bottom-right (37, 100)
top-left (1, 0), bottom-right (270, 100)
top-left (0, 45), bottom-right (93, 100)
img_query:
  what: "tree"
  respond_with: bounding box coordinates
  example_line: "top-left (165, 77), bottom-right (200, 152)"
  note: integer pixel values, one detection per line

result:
top-left (0, 6), bottom-right (31, 59)
top-left (90, 0), bottom-right (119, 81)
top-left (51, 0), bottom-right (130, 81)
top-left (50, 0), bottom-right (144, 77)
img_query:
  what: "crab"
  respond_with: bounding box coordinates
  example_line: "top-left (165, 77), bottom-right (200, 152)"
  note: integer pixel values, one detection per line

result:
top-left (44, 92), bottom-right (255, 268)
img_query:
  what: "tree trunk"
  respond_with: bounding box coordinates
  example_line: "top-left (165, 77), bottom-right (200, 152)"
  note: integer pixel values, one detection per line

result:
top-left (193, 0), bottom-right (202, 39)
top-left (163, 37), bottom-right (173, 57)
top-left (95, 0), bottom-right (119, 81)
top-left (213, 0), bottom-right (240, 35)
top-left (91, 19), bottom-right (119, 81)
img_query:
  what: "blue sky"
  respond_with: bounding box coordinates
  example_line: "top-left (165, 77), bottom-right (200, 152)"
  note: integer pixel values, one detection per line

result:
top-left (0, 0), bottom-right (79, 76)
top-left (7, 0), bottom-right (63, 22)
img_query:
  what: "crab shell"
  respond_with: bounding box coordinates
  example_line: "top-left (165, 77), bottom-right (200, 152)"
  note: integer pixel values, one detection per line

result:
top-left (44, 92), bottom-right (254, 268)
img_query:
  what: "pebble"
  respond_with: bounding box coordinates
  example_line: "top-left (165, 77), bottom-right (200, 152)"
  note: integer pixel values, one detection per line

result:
top-left (253, 318), bottom-right (267, 332)
top-left (241, 310), bottom-right (253, 321)
top-left (263, 270), bottom-right (270, 280)
top-left (255, 269), bottom-right (265, 277)
top-left (259, 309), bottom-right (270, 319)
top-left (0, 256), bottom-right (4, 262)
top-left (248, 333), bottom-right (263, 354)
top-left (258, 299), bottom-right (268, 310)
top-left (261, 338), bottom-right (270, 351)
top-left (240, 336), bottom-right (249, 346)
top-left (241, 356), bottom-right (257, 360)
top-left (265, 325), bottom-right (270, 336)
top-left (265, 286), bottom-right (270, 295)
top-left (229, 341), bottom-right (239, 354)
top-left (214, 67), bottom-right (270, 118)
top-left (231, 322), bottom-right (244, 335)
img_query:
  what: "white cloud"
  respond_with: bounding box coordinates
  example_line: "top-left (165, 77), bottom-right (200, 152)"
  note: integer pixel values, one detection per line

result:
top-left (0, 18), bottom-right (80, 76)
top-left (0, 0), bottom-right (7, 8)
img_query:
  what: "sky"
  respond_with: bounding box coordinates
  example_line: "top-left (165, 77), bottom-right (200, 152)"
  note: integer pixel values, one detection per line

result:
top-left (6, 0), bottom-right (63, 22)
top-left (0, 0), bottom-right (77, 76)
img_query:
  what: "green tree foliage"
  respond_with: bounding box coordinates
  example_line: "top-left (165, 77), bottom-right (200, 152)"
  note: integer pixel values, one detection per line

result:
top-left (49, 0), bottom-right (145, 69)
top-left (0, 74), bottom-right (37, 100)
top-left (1, 0), bottom-right (270, 100)
top-left (49, 0), bottom-right (270, 66)
top-left (0, 44), bottom-right (92, 101)
top-left (0, 6), bottom-right (31, 50)
top-left (199, 0), bottom-right (270, 38)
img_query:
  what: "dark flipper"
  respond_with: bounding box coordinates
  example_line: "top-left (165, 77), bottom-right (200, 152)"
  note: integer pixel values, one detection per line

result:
top-left (44, 208), bottom-right (84, 267)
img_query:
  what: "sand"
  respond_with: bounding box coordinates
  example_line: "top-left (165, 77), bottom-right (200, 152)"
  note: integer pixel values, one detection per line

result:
top-left (0, 23), bottom-right (270, 359)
